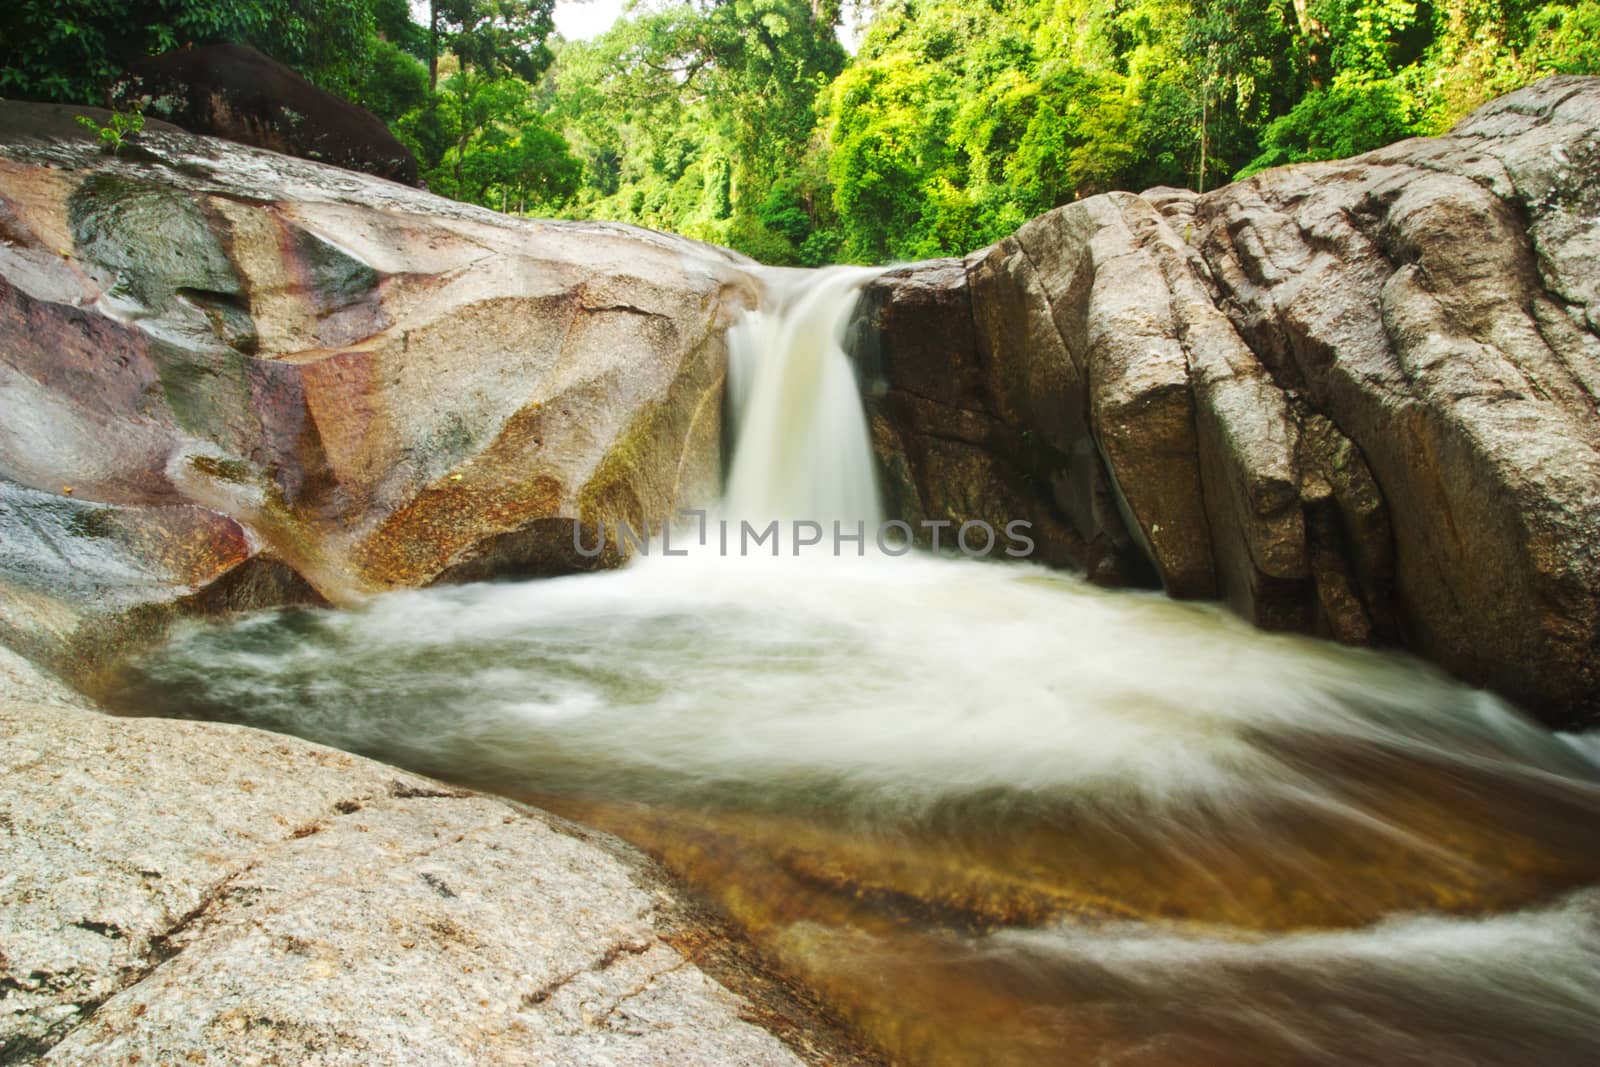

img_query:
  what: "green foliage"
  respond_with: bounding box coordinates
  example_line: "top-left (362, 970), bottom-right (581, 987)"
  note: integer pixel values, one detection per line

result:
top-left (542, 0), bottom-right (845, 262)
top-left (0, 1), bottom-right (381, 103)
top-left (1526, 2), bottom-right (1600, 73)
top-left (399, 69), bottom-right (580, 210)
top-left (422, 0), bottom-right (558, 88)
top-left (11, 0), bottom-right (1599, 264)
top-left (796, 0), bottom-right (1599, 260)
top-left (74, 106), bottom-right (145, 154)
top-left (356, 40), bottom-right (431, 124)
top-left (815, 0), bottom-right (1219, 259)
top-left (0, 0), bottom-right (581, 216)
top-left (1237, 76), bottom-right (1422, 178)
top-left (1313, 0), bottom-right (1424, 77)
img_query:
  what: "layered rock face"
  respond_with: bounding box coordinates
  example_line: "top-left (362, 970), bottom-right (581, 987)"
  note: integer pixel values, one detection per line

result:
top-left (852, 76), bottom-right (1600, 726)
top-left (0, 102), bottom-right (756, 684)
top-left (0, 647), bottom-right (812, 1066)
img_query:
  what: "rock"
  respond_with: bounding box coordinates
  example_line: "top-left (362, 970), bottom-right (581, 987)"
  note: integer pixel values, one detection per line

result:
top-left (849, 259), bottom-right (1087, 572)
top-left (125, 44), bottom-right (419, 185)
top-left (0, 481), bottom-right (324, 696)
top-left (0, 100), bottom-right (757, 686)
top-left (0, 647), bottom-right (812, 1066)
top-left (852, 75), bottom-right (1600, 726)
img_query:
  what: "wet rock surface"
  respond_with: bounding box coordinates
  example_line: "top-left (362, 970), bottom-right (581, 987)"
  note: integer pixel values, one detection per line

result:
top-left (852, 76), bottom-right (1600, 726)
top-left (0, 100), bottom-right (757, 685)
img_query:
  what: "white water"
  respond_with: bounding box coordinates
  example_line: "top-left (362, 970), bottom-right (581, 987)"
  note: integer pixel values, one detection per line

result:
top-left (124, 550), bottom-right (1597, 813)
top-left (724, 266), bottom-right (882, 525)
top-left (119, 268), bottom-right (1600, 1064)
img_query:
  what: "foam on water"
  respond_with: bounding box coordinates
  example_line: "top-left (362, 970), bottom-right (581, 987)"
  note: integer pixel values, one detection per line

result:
top-left (118, 262), bottom-right (1598, 822)
top-left (121, 548), bottom-right (1598, 817)
top-left (114, 266), bottom-right (1600, 1066)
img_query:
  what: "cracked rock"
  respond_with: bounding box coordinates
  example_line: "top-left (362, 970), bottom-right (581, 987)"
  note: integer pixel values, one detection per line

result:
top-left (0, 647), bottom-right (804, 1066)
top-left (851, 76), bottom-right (1600, 726)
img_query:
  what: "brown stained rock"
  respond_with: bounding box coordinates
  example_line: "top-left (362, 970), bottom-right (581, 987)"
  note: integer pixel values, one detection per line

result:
top-left (855, 196), bottom-right (1217, 596)
top-left (848, 260), bottom-right (980, 532)
top-left (0, 484), bottom-right (267, 673)
top-left (1190, 76), bottom-right (1600, 725)
top-left (0, 100), bottom-right (758, 685)
top-left (355, 468), bottom-right (567, 587)
top-left (0, 486), bottom-right (328, 700)
top-left (1296, 409), bottom-right (1396, 643)
top-left (1130, 190), bottom-right (1324, 632)
top-left (968, 228), bottom-right (1121, 575)
top-left (857, 76), bottom-right (1600, 725)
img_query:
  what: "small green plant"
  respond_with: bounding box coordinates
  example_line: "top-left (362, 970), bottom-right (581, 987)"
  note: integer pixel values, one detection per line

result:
top-left (75, 108), bottom-right (145, 155)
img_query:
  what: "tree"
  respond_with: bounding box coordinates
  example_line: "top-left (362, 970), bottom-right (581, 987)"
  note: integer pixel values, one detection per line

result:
top-left (541, 0), bottom-right (845, 262)
top-left (425, 0), bottom-right (557, 91)
top-left (19, 0), bottom-right (1596, 260)
top-left (1184, 0), bottom-right (1302, 190)
top-left (399, 68), bottom-right (579, 211)
top-left (1237, 75), bottom-right (1421, 177)
top-left (1526, 1), bottom-right (1600, 73)
top-left (0, 0), bottom-right (380, 104)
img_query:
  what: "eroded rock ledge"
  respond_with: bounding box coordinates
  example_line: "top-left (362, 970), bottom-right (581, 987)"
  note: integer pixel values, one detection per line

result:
top-left (0, 647), bottom-right (830, 1066)
top-left (851, 75), bottom-right (1600, 727)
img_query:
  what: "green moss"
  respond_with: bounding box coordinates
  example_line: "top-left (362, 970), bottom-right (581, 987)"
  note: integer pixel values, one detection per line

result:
top-left (68, 174), bottom-right (240, 309)
top-left (188, 454), bottom-right (254, 484)
top-left (431, 412), bottom-right (477, 460)
top-left (577, 333), bottom-right (724, 533)
top-left (69, 175), bottom-right (259, 444)
top-left (146, 337), bottom-right (255, 446)
top-left (66, 507), bottom-right (119, 540)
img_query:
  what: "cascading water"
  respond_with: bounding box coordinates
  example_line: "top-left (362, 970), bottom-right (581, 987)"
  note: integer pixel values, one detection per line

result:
top-left (724, 266), bottom-right (883, 525)
top-left (113, 270), bottom-right (1600, 1066)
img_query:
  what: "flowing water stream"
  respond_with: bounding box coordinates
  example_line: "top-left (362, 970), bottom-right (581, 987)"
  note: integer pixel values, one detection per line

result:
top-left (114, 267), bottom-right (1600, 1066)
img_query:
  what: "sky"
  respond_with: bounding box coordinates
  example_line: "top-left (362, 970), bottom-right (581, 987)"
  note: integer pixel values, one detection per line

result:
top-left (409, 0), bottom-right (627, 43)
top-left (552, 0), bottom-right (629, 41)
top-left (552, 0), bottom-right (865, 51)
top-left (416, 1), bottom-right (864, 52)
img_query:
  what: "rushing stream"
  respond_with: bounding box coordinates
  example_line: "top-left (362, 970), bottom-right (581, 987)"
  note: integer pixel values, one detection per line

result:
top-left (114, 268), bottom-right (1600, 1066)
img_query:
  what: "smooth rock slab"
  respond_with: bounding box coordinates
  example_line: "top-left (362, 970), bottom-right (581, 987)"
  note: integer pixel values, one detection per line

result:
top-left (0, 648), bottom-right (804, 1066)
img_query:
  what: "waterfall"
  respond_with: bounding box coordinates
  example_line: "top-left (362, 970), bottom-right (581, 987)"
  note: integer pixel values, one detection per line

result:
top-left (723, 266), bottom-right (883, 527)
top-left (112, 269), bottom-right (1600, 1067)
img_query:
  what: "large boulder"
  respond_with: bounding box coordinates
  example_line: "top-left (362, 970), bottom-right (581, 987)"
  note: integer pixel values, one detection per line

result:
top-left (0, 101), bottom-right (757, 686)
top-left (0, 646), bottom-right (822, 1066)
top-left (125, 43), bottom-right (420, 185)
top-left (852, 76), bottom-right (1600, 727)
